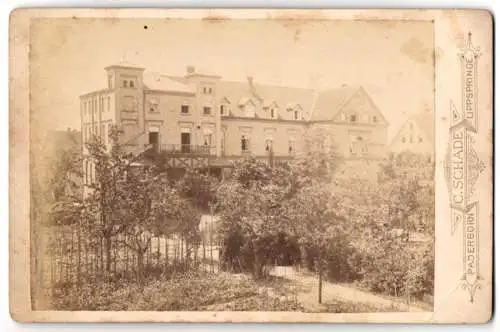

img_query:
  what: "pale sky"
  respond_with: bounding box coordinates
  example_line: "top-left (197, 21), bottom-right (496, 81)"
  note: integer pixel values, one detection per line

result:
top-left (30, 18), bottom-right (434, 140)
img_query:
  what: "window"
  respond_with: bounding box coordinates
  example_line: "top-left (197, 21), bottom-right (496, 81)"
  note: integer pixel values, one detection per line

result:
top-left (288, 139), bottom-right (296, 155)
top-left (203, 106), bottom-right (212, 115)
top-left (123, 80), bottom-right (128, 88)
top-left (349, 114), bottom-right (357, 123)
top-left (372, 116), bottom-right (378, 123)
top-left (129, 80), bottom-right (135, 88)
top-left (208, 87), bottom-right (212, 94)
top-left (220, 105), bottom-right (225, 115)
top-left (294, 110), bottom-right (299, 120)
top-left (203, 87), bottom-right (207, 94)
top-left (107, 97), bottom-right (111, 111)
top-left (419, 136), bottom-right (423, 143)
top-left (241, 135), bottom-right (250, 152)
top-left (409, 135), bottom-right (413, 143)
top-left (203, 134), bottom-right (213, 146)
top-left (271, 108), bottom-right (275, 119)
top-left (402, 137), bottom-right (406, 143)
top-left (108, 74), bottom-right (113, 89)
top-left (107, 123), bottom-right (112, 139)
top-left (265, 139), bottom-right (273, 152)
top-left (181, 104), bottom-right (189, 114)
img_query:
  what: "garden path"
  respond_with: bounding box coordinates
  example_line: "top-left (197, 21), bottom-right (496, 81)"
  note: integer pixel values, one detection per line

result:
top-left (270, 266), bottom-right (426, 312)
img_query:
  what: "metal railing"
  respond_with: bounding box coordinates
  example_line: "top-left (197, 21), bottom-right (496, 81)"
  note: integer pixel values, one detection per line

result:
top-left (160, 144), bottom-right (213, 155)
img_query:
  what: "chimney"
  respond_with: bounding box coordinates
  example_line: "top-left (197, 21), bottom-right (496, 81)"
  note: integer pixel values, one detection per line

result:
top-left (247, 76), bottom-right (262, 102)
top-left (186, 65), bottom-right (195, 75)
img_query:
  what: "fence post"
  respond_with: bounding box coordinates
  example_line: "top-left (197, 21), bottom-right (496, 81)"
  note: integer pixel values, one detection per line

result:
top-left (318, 256), bottom-right (323, 305)
top-left (164, 236), bottom-right (169, 272)
top-left (157, 236), bottom-right (161, 267)
top-left (58, 237), bottom-right (63, 284)
top-left (77, 223), bottom-right (82, 285)
top-left (113, 240), bottom-right (117, 275)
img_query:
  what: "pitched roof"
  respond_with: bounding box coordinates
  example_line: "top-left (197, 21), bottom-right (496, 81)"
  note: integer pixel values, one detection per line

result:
top-left (143, 73), bottom-right (195, 93)
top-left (217, 80), bottom-right (315, 120)
top-left (389, 111), bottom-right (434, 146)
top-left (410, 111), bottom-right (434, 142)
top-left (310, 86), bottom-right (361, 121)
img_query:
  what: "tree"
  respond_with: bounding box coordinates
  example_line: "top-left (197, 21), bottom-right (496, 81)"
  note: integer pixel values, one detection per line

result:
top-left (215, 158), bottom-right (295, 278)
top-left (82, 127), bottom-right (132, 273)
top-left (286, 181), bottom-right (348, 303)
top-left (214, 127), bottom-right (344, 281)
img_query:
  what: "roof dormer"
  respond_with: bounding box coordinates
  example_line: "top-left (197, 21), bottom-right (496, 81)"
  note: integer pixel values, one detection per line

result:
top-left (263, 100), bottom-right (279, 119)
top-left (238, 98), bottom-right (257, 118)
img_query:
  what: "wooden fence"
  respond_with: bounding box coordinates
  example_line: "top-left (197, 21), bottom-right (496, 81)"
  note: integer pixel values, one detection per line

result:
top-left (40, 222), bottom-right (220, 295)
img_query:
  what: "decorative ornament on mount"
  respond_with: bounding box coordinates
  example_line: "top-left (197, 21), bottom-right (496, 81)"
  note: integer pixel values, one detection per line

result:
top-left (444, 32), bottom-right (485, 303)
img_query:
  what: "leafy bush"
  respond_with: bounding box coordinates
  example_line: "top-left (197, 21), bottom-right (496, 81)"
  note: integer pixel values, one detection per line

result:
top-left (302, 238), bottom-right (362, 283)
top-left (357, 234), bottom-right (434, 300)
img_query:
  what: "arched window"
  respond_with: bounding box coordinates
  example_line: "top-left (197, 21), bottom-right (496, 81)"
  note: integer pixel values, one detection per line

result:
top-left (123, 80), bottom-right (128, 88)
top-left (271, 108), bottom-right (275, 119)
top-left (129, 80), bottom-right (135, 88)
top-left (418, 136), bottom-right (423, 143)
top-left (294, 110), bottom-right (299, 120)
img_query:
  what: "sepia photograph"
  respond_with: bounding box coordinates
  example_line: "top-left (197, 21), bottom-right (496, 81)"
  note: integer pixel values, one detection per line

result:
top-left (9, 8), bottom-right (492, 324)
top-left (29, 15), bottom-right (435, 313)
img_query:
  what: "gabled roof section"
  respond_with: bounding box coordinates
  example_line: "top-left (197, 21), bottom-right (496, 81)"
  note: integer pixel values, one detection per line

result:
top-left (220, 96), bottom-right (231, 104)
top-left (310, 86), bottom-right (389, 126)
top-left (310, 86), bottom-right (361, 121)
top-left (389, 111), bottom-right (434, 146)
top-left (143, 73), bottom-right (195, 94)
top-left (410, 111), bottom-right (434, 142)
top-left (237, 97), bottom-right (255, 107)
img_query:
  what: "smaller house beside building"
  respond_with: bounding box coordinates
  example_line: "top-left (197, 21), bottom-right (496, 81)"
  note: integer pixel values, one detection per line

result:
top-left (389, 111), bottom-right (434, 160)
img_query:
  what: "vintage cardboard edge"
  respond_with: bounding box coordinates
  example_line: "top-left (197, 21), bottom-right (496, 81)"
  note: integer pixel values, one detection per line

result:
top-left (8, 8), bottom-right (493, 324)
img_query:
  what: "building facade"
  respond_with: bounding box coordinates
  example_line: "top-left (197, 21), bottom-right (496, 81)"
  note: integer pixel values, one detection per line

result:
top-left (80, 62), bottom-right (390, 182)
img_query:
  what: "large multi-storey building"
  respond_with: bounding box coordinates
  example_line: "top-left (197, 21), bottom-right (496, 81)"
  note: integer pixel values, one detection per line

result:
top-left (80, 62), bottom-right (389, 182)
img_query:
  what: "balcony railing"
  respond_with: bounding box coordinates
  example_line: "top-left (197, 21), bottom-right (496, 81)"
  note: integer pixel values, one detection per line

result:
top-left (160, 144), bottom-right (213, 155)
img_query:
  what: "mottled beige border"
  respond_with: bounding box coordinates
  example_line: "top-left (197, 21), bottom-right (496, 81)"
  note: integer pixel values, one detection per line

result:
top-left (9, 8), bottom-right (493, 324)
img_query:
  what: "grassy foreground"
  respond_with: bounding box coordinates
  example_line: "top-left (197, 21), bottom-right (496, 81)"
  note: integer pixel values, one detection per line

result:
top-left (48, 271), bottom-right (303, 311)
top-left (47, 270), bottom-right (412, 312)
